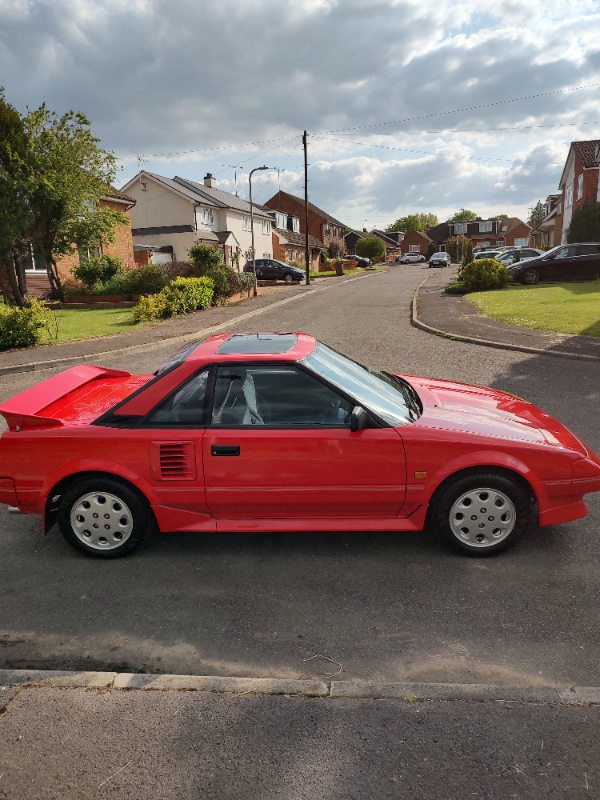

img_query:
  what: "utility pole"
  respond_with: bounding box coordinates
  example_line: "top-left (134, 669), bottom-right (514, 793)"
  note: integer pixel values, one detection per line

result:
top-left (303, 130), bottom-right (310, 285)
top-left (249, 165), bottom-right (269, 297)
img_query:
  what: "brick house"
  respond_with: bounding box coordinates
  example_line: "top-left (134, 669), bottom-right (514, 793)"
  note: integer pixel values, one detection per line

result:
top-left (426, 217), bottom-right (531, 251)
top-left (264, 191), bottom-right (346, 256)
top-left (0, 186), bottom-right (137, 300)
top-left (260, 207), bottom-right (324, 269)
top-left (528, 194), bottom-right (562, 248)
top-left (400, 230), bottom-right (432, 255)
top-left (345, 229), bottom-right (403, 261)
top-left (553, 140), bottom-right (600, 245)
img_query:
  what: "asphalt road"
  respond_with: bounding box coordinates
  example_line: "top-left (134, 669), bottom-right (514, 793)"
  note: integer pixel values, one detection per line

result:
top-left (0, 264), bottom-right (599, 686)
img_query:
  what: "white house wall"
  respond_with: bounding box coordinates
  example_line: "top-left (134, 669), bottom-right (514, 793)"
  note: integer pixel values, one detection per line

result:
top-left (224, 210), bottom-right (272, 259)
top-left (561, 154), bottom-right (575, 243)
top-left (127, 174), bottom-right (195, 229)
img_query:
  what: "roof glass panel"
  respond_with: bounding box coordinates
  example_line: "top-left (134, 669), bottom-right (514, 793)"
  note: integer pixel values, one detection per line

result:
top-left (216, 333), bottom-right (297, 355)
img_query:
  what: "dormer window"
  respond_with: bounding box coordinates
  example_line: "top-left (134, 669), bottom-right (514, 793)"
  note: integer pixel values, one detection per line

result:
top-left (479, 222), bottom-right (492, 232)
top-left (454, 223), bottom-right (467, 234)
top-left (292, 217), bottom-right (300, 233)
top-left (275, 212), bottom-right (287, 229)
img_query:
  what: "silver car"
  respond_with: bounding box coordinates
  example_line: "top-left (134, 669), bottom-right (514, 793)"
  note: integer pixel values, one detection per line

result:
top-left (398, 253), bottom-right (426, 263)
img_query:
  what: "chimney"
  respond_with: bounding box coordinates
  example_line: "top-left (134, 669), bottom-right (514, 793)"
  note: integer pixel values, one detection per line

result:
top-left (204, 173), bottom-right (216, 189)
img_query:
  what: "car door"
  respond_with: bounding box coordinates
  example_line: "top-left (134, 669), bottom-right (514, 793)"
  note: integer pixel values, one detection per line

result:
top-left (141, 367), bottom-right (213, 527)
top-left (203, 363), bottom-right (406, 519)
top-left (543, 245), bottom-right (577, 281)
top-left (573, 244), bottom-right (600, 279)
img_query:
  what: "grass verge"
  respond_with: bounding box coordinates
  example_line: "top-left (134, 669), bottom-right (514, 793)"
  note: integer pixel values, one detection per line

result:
top-left (40, 307), bottom-right (143, 344)
top-left (467, 281), bottom-right (600, 337)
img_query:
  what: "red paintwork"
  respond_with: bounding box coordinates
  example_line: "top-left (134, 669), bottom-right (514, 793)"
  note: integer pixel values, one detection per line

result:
top-left (0, 332), bottom-right (599, 539)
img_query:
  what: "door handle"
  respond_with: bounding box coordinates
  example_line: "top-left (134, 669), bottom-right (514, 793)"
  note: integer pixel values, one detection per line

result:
top-left (211, 445), bottom-right (240, 457)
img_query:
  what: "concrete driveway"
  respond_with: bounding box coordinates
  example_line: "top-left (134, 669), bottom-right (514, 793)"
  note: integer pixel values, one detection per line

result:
top-left (0, 264), bottom-right (598, 686)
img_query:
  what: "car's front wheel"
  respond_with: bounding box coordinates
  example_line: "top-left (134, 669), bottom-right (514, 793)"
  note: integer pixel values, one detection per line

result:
top-left (429, 471), bottom-right (531, 556)
top-left (57, 476), bottom-right (153, 558)
top-left (521, 268), bottom-right (541, 285)
top-left (284, 273), bottom-right (294, 284)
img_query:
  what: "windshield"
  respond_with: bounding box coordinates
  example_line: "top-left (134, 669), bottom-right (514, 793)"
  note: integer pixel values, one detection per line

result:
top-left (303, 343), bottom-right (418, 426)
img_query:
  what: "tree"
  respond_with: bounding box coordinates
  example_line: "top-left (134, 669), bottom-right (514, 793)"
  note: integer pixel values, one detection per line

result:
top-left (328, 240), bottom-right (344, 259)
top-left (528, 201), bottom-right (546, 228)
top-left (446, 234), bottom-right (471, 263)
top-left (461, 236), bottom-right (474, 267)
top-left (24, 105), bottom-right (127, 301)
top-left (447, 210), bottom-right (478, 223)
top-left (567, 201), bottom-right (600, 243)
top-left (386, 212), bottom-right (438, 235)
top-left (355, 236), bottom-right (386, 262)
top-left (0, 90), bottom-right (34, 307)
top-left (490, 214), bottom-right (508, 219)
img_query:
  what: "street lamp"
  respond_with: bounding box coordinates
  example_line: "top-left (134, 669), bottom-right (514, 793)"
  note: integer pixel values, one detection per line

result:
top-left (249, 165), bottom-right (270, 297)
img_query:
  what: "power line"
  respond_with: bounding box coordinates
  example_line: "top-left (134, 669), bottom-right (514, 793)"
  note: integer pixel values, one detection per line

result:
top-left (135, 134), bottom-right (298, 161)
top-left (316, 82), bottom-right (600, 134)
top-left (328, 120), bottom-right (600, 137)
top-left (313, 135), bottom-right (566, 166)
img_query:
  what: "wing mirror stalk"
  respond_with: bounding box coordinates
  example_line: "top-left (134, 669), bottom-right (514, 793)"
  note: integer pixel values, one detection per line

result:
top-left (350, 406), bottom-right (369, 432)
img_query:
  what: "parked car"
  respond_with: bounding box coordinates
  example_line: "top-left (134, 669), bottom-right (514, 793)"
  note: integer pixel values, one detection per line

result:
top-left (474, 250), bottom-right (503, 261)
top-left (495, 248), bottom-right (545, 267)
top-left (428, 252), bottom-right (451, 267)
top-left (243, 259), bottom-right (303, 283)
top-left (1, 332), bottom-right (599, 559)
top-left (398, 253), bottom-right (426, 263)
top-left (508, 243), bottom-right (600, 285)
top-left (347, 255), bottom-right (371, 268)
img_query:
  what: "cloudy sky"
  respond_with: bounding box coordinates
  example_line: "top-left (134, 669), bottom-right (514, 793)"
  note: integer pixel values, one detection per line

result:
top-left (2, 0), bottom-right (600, 228)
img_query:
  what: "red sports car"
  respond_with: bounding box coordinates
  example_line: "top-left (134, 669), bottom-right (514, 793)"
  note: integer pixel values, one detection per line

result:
top-left (1, 332), bottom-right (599, 558)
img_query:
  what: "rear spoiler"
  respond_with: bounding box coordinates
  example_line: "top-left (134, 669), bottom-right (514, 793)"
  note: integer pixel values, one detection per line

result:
top-left (0, 365), bottom-right (131, 430)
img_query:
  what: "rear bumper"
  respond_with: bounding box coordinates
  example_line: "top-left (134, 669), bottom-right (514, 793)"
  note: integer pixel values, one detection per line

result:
top-left (0, 478), bottom-right (19, 507)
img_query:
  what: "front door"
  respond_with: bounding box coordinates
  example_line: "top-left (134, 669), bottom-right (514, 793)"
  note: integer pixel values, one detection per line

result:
top-left (202, 364), bottom-right (406, 519)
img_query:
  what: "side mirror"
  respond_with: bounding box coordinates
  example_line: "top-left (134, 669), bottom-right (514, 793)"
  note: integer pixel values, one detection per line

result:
top-left (350, 406), bottom-right (369, 432)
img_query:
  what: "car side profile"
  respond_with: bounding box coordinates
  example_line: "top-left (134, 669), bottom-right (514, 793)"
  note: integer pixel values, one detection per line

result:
top-left (508, 243), bottom-right (600, 284)
top-left (398, 253), bottom-right (426, 263)
top-left (243, 259), bottom-right (303, 283)
top-left (1, 332), bottom-right (599, 559)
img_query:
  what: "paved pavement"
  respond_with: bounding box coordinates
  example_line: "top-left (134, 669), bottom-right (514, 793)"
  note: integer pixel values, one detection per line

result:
top-left (415, 266), bottom-right (600, 361)
top-left (1, 684), bottom-right (599, 799)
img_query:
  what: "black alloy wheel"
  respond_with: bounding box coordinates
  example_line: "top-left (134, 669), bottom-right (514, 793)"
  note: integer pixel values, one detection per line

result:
top-left (284, 273), bottom-right (294, 284)
top-left (521, 268), bottom-right (541, 285)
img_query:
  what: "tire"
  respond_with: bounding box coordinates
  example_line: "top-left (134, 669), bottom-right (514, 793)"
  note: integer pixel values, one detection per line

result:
top-left (429, 471), bottom-right (531, 556)
top-left (57, 476), bottom-right (153, 558)
top-left (284, 273), bottom-right (294, 284)
top-left (521, 268), bottom-right (541, 285)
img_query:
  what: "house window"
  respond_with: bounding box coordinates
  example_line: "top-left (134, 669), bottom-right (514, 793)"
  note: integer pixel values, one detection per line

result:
top-left (479, 241), bottom-right (490, 248)
top-left (576, 173), bottom-right (583, 201)
top-left (263, 252), bottom-right (270, 258)
top-left (501, 225), bottom-right (508, 232)
top-left (262, 220), bottom-right (270, 234)
top-left (454, 223), bottom-right (467, 234)
top-left (565, 183), bottom-right (573, 207)
top-left (242, 215), bottom-right (251, 231)
top-left (409, 245), bottom-right (420, 253)
top-left (24, 243), bottom-right (49, 272)
top-left (201, 208), bottom-right (213, 226)
top-left (292, 217), bottom-right (300, 233)
top-left (295, 250), bottom-right (299, 261)
top-left (514, 238), bottom-right (528, 247)
top-left (288, 249), bottom-right (293, 260)
top-left (325, 223), bottom-right (330, 236)
top-left (439, 244), bottom-right (446, 252)
top-left (495, 239), bottom-right (505, 246)
top-left (276, 212), bottom-right (287, 229)
top-left (479, 222), bottom-right (492, 232)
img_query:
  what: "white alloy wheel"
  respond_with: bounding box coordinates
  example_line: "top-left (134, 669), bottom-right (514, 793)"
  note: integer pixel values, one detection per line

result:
top-left (70, 491), bottom-right (134, 551)
top-left (449, 487), bottom-right (515, 549)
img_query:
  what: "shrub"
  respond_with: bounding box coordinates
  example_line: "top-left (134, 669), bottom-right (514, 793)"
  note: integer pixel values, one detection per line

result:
top-left (97, 264), bottom-right (169, 296)
top-left (74, 255), bottom-right (125, 289)
top-left (132, 276), bottom-right (214, 322)
top-left (445, 281), bottom-right (469, 295)
top-left (163, 260), bottom-right (201, 280)
top-left (355, 237), bottom-right (386, 261)
top-left (0, 298), bottom-right (57, 349)
top-left (188, 243), bottom-right (223, 270)
top-left (461, 258), bottom-right (511, 292)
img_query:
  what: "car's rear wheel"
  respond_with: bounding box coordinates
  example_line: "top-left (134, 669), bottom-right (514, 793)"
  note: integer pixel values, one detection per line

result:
top-left (58, 476), bottom-right (153, 558)
top-left (430, 471), bottom-right (531, 556)
top-left (521, 268), bottom-right (541, 285)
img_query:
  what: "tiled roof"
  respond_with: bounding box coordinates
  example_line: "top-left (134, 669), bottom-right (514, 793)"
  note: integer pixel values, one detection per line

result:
top-left (174, 177), bottom-right (272, 219)
top-left (371, 229), bottom-right (402, 247)
top-left (139, 172), bottom-right (220, 206)
top-left (276, 228), bottom-right (325, 249)
top-left (265, 191), bottom-right (346, 227)
top-left (426, 222), bottom-right (450, 241)
top-left (572, 140), bottom-right (600, 169)
top-left (103, 185), bottom-right (136, 204)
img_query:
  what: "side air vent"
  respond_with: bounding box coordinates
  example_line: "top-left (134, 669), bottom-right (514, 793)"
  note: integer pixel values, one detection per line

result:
top-left (150, 441), bottom-right (196, 481)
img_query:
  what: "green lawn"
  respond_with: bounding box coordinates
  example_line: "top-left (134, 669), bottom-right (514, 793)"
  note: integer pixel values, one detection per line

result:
top-left (467, 282), bottom-right (600, 338)
top-left (40, 307), bottom-right (143, 344)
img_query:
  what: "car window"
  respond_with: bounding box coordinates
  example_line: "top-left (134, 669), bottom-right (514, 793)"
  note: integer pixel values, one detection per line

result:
top-left (147, 370), bottom-right (210, 426)
top-left (303, 343), bottom-right (416, 426)
top-left (553, 246), bottom-right (576, 259)
top-left (576, 244), bottom-right (600, 255)
top-left (211, 365), bottom-right (353, 427)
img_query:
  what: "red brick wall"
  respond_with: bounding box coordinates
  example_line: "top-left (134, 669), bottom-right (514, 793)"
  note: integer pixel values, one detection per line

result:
top-left (400, 231), bottom-right (429, 254)
top-left (264, 194), bottom-right (345, 252)
top-left (572, 152), bottom-right (599, 215)
top-left (504, 222), bottom-right (532, 246)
